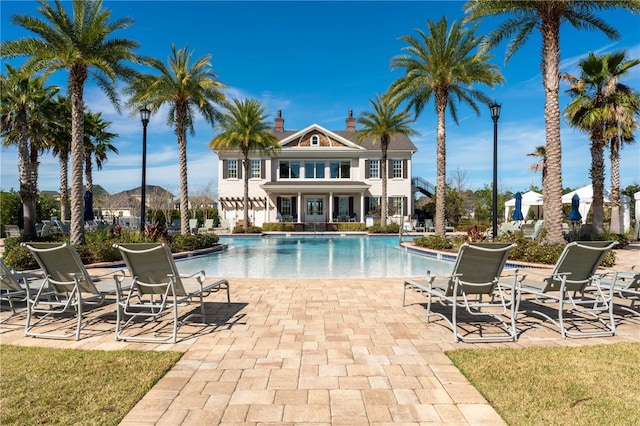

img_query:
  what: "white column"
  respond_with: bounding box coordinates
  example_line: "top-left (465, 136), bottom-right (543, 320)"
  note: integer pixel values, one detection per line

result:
top-left (329, 192), bottom-right (334, 222)
top-left (297, 192), bottom-right (302, 223)
top-left (360, 192), bottom-right (365, 223)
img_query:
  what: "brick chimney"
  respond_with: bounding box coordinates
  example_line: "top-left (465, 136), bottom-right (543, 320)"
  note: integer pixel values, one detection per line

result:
top-left (346, 109), bottom-right (355, 132)
top-left (275, 110), bottom-right (284, 132)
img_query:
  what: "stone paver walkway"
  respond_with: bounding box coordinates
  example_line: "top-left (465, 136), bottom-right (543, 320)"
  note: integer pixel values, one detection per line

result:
top-left (0, 243), bottom-right (638, 425)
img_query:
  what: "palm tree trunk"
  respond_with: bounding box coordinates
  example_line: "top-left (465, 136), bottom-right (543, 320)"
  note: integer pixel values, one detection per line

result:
top-left (540, 19), bottom-right (565, 246)
top-left (609, 139), bottom-right (622, 234)
top-left (434, 93), bottom-right (447, 236)
top-left (85, 151), bottom-right (93, 192)
top-left (178, 132), bottom-right (190, 235)
top-left (243, 154), bottom-right (250, 230)
top-left (23, 137), bottom-right (40, 238)
top-left (70, 70), bottom-right (87, 245)
top-left (590, 130), bottom-right (606, 236)
top-left (59, 151), bottom-right (69, 221)
top-left (16, 109), bottom-right (37, 238)
top-left (381, 141), bottom-right (388, 229)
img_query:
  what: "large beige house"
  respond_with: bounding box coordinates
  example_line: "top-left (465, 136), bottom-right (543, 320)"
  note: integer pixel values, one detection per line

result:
top-left (214, 110), bottom-right (420, 228)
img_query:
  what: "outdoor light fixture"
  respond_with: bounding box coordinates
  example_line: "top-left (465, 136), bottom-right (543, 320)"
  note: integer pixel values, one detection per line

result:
top-left (139, 106), bottom-right (151, 232)
top-left (490, 101), bottom-right (501, 240)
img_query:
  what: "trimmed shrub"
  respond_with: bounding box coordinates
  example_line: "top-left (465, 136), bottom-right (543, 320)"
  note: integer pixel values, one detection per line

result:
top-left (3, 244), bottom-right (38, 271)
top-left (413, 235), bottom-right (455, 251)
top-left (368, 222), bottom-right (400, 234)
top-left (262, 223), bottom-right (295, 232)
top-left (337, 222), bottom-right (367, 232)
top-left (232, 225), bottom-right (262, 234)
top-left (171, 233), bottom-right (219, 252)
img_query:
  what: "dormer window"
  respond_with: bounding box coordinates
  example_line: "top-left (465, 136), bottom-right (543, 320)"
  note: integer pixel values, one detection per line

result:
top-left (310, 135), bottom-right (319, 146)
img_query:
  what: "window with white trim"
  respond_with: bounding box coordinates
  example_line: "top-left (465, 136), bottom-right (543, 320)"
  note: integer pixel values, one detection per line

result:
top-left (227, 160), bottom-right (238, 179)
top-left (310, 135), bottom-right (319, 146)
top-left (369, 160), bottom-right (380, 178)
top-left (304, 161), bottom-right (325, 179)
top-left (250, 160), bottom-right (261, 178)
top-left (367, 197), bottom-right (380, 216)
top-left (279, 161), bottom-right (300, 179)
top-left (330, 160), bottom-right (350, 179)
top-left (392, 160), bottom-right (403, 178)
top-left (389, 196), bottom-right (403, 216)
top-left (281, 197), bottom-right (292, 216)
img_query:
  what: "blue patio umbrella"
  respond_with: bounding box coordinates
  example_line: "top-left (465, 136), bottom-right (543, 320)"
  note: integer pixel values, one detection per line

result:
top-left (568, 193), bottom-right (582, 222)
top-left (512, 192), bottom-right (524, 221)
top-left (84, 190), bottom-right (94, 221)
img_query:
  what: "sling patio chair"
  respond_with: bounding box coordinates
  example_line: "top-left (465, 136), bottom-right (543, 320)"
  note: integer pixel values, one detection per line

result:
top-left (112, 243), bottom-right (230, 343)
top-left (514, 240), bottom-right (617, 338)
top-left (403, 242), bottom-right (518, 343)
top-left (21, 242), bottom-right (124, 340)
top-left (599, 265), bottom-right (640, 316)
top-left (0, 258), bottom-right (48, 323)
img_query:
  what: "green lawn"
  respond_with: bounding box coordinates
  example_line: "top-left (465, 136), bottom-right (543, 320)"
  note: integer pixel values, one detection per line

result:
top-left (0, 345), bottom-right (182, 425)
top-left (447, 342), bottom-right (640, 425)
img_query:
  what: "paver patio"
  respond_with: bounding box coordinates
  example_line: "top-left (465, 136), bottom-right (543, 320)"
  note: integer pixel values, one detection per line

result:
top-left (1, 243), bottom-right (638, 425)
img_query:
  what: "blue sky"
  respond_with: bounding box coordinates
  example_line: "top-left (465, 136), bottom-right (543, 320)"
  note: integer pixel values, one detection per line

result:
top-left (1, 0), bottom-right (639, 197)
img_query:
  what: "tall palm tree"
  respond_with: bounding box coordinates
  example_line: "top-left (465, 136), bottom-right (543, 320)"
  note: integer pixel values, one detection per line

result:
top-left (356, 94), bottom-right (416, 229)
top-left (464, 0), bottom-right (640, 245)
top-left (0, 65), bottom-right (58, 238)
top-left (48, 96), bottom-right (73, 221)
top-left (1, 66), bottom-right (55, 233)
top-left (209, 99), bottom-right (280, 230)
top-left (388, 17), bottom-right (503, 236)
top-left (607, 92), bottom-right (639, 233)
top-left (126, 44), bottom-right (227, 235)
top-left (527, 145), bottom-right (547, 188)
top-left (84, 111), bottom-right (118, 193)
top-left (1, 0), bottom-right (141, 245)
top-left (564, 51), bottom-right (640, 236)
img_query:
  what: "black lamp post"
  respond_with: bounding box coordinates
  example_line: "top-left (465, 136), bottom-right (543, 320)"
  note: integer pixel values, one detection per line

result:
top-left (139, 107), bottom-right (150, 232)
top-left (490, 101), bottom-right (501, 240)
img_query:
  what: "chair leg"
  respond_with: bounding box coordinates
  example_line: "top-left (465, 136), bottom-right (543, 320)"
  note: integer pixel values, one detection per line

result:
top-left (75, 296), bottom-right (83, 341)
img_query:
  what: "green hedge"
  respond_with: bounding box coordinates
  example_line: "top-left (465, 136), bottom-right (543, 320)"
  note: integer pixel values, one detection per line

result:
top-left (2, 230), bottom-right (221, 271)
top-left (412, 232), bottom-right (617, 267)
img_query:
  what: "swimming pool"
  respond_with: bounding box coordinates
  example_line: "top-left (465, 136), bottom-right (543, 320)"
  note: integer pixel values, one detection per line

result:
top-left (176, 235), bottom-right (454, 278)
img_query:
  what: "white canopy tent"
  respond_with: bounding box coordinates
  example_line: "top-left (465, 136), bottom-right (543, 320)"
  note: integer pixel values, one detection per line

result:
top-left (561, 184), bottom-right (631, 232)
top-left (504, 190), bottom-right (544, 221)
top-left (634, 191), bottom-right (640, 240)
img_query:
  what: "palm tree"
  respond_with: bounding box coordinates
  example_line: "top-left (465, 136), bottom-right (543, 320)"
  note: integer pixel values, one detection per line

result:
top-left (356, 94), bottom-right (416, 229)
top-left (126, 44), bottom-right (227, 235)
top-left (0, 65), bottom-right (58, 237)
top-left (388, 17), bottom-right (503, 236)
top-left (607, 92), bottom-right (639, 233)
top-left (48, 96), bottom-right (72, 222)
top-left (84, 111), bottom-right (118, 193)
top-left (564, 51), bottom-right (640, 236)
top-left (1, 0), bottom-right (141, 245)
top-left (464, 0), bottom-right (640, 245)
top-left (209, 99), bottom-right (280, 230)
top-left (527, 145), bottom-right (547, 187)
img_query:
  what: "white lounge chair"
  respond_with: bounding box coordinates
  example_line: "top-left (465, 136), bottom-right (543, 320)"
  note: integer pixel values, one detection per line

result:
top-left (403, 242), bottom-right (518, 342)
top-left (112, 243), bottom-right (230, 343)
top-left (0, 258), bottom-right (46, 323)
top-left (198, 218), bottom-right (215, 234)
top-left (514, 241), bottom-right (617, 338)
top-left (21, 242), bottom-right (123, 340)
top-left (599, 265), bottom-right (640, 316)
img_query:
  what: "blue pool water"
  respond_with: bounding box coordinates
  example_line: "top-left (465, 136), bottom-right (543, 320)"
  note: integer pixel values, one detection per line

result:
top-left (176, 235), bottom-right (454, 278)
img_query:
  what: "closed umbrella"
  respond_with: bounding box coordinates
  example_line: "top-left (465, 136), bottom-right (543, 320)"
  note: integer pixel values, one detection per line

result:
top-left (84, 190), bottom-right (94, 221)
top-left (568, 194), bottom-right (582, 222)
top-left (512, 192), bottom-right (524, 221)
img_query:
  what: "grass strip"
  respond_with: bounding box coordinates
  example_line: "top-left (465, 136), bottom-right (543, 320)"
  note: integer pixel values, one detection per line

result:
top-left (446, 342), bottom-right (640, 425)
top-left (0, 345), bottom-right (182, 425)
